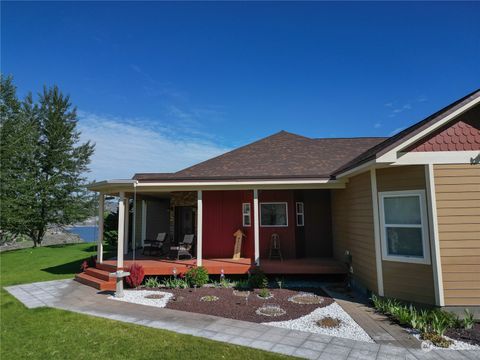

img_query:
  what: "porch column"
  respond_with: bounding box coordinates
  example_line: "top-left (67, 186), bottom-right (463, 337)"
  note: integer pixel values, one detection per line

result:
top-left (124, 196), bottom-right (129, 255)
top-left (141, 200), bottom-right (147, 247)
top-left (117, 192), bottom-right (125, 270)
top-left (97, 192), bottom-right (104, 263)
top-left (253, 189), bottom-right (260, 266)
top-left (196, 190), bottom-right (203, 266)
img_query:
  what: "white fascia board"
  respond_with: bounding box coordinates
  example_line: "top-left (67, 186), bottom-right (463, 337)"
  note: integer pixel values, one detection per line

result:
top-left (377, 97), bottom-right (480, 163)
top-left (391, 151), bottom-right (480, 165)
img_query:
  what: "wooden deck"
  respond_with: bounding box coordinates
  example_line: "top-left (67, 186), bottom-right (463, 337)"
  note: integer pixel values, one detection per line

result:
top-left (99, 256), bottom-right (347, 276)
top-left (75, 256), bottom-right (347, 290)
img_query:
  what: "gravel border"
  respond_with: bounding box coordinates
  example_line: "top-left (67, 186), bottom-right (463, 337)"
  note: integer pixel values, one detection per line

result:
top-left (407, 329), bottom-right (480, 351)
top-left (263, 302), bottom-right (374, 343)
top-left (109, 290), bottom-right (173, 308)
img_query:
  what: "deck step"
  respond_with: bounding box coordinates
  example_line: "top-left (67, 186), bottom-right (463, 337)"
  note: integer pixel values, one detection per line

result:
top-left (75, 272), bottom-right (116, 291)
top-left (96, 262), bottom-right (117, 272)
top-left (85, 267), bottom-right (113, 282)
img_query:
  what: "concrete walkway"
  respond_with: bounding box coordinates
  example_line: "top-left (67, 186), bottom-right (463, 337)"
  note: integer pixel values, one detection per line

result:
top-left (5, 280), bottom-right (479, 360)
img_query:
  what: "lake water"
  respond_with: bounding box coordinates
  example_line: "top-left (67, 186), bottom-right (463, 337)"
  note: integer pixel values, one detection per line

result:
top-left (67, 226), bottom-right (98, 243)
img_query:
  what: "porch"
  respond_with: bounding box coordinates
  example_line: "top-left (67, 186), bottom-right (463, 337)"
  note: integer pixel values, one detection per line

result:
top-left (98, 255), bottom-right (347, 276)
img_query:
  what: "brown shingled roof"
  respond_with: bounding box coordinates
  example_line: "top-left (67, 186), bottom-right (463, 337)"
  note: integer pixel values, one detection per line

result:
top-left (134, 131), bottom-right (386, 181)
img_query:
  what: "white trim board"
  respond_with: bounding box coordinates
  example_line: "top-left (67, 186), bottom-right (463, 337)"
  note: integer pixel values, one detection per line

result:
top-left (391, 151), bottom-right (480, 165)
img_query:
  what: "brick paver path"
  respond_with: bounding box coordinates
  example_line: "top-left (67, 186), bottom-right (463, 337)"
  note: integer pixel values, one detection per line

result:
top-left (5, 280), bottom-right (479, 360)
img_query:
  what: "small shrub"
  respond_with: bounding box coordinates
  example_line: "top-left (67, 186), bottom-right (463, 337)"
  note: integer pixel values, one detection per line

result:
top-left (234, 279), bottom-right (251, 290)
top-left (420, 332), bottom-right (453, 348)
top-left (185, 266), bottom-right (209, 287)
top-left (258, 288), bottom-right (271, 298)
top-left (200, 295), bottom-right (219, 302)
top-left (144, 276), bottom-right (160, 288)
top-left (212, 277), bottom-right (235, 288)
top-left (125, 263), bottom-right (145, 288)
top-left (249, 267), bottom-right (268, 288)
top-left (463, 309), bottom-right (475, 330)
top-left (161, 277), bottom-right (189, 289)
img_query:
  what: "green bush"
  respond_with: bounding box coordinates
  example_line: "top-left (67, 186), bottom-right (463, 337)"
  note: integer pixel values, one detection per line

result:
top-left (463, 309), bottom-right (475, 330)
top-left (258, 288), bottom-right (271, 298)
top-left (185, 266), bottom-right (209, 287)
top-left (144, 276), bottom-right (160, 288)
top-left (248, 267), bottom-right (268, 288)
top-left (161, 277), bottom-right (189, 289)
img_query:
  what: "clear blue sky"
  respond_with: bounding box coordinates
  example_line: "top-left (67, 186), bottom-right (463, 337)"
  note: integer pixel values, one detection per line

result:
top-left (2, 1), bottom-right (479, 180)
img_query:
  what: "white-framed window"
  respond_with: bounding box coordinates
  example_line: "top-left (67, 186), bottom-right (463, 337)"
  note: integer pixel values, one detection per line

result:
top-left (260, 202), bottom-right (288, 227)
top-left (379, 190), bottom-right (431, 264)
top-left (242, 203), bottom-right (251, 227)
top-left (296, 202), bottom-right (304, 226)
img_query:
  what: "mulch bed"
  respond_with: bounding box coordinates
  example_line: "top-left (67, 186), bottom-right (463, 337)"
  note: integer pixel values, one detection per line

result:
top-left (159, 287), bottom-right (333, 323)
top-left (445, 323), bottom-right (480, 346)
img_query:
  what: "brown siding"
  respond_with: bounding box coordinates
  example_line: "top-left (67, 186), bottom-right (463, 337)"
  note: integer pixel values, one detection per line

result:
top-left (377, 166), bottom-right (436, 305)
top-left (331, 172), bottom-right (377, 293)
top-left (435, 164), bottom-right (480, 306)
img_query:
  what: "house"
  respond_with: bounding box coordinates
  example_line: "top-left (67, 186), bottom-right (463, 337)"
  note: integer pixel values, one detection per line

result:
top-left (80, 89), bottom-right (480, 311)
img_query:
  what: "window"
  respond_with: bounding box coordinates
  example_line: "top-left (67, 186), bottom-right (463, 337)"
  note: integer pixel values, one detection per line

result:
top-left (260, 202), bottom-right (288, 227)
top-left (296, 202), bottom-right (304, 226)
top-left (379, 190), bottom-right (430, 264)
top-left (242, 203), bottom-right (251, 227)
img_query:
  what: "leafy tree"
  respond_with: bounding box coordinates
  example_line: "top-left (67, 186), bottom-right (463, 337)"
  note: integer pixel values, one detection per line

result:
top-left (0, 76), bottom-right (95, 246)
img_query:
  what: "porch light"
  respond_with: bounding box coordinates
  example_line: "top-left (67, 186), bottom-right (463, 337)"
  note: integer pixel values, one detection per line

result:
top-left (172, 267), bottom-right (177, 278)
top-left (220, 269), bottom-right (225, 281)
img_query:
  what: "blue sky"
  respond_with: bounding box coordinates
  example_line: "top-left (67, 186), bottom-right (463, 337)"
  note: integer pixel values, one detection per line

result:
top-left (2, 1), bottom-right (479, 180)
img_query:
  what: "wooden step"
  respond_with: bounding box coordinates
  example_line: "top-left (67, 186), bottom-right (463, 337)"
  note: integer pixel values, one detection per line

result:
top-left (85, 267), bottom-right (113, 282)
top-left (75, 272), bottom-right (116, 291)
top-left (96, 262), bottom-right (116, 272)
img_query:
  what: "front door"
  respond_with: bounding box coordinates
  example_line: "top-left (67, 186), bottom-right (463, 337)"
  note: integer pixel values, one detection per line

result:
top-left (174, 206), bottom-right (195, 244)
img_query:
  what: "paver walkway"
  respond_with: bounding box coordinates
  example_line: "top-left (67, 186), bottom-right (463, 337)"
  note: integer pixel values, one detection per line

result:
top-left (5, 280), bottom-right (479, 360)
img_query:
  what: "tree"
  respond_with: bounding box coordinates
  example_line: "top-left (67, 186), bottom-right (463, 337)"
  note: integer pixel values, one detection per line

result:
top-left (0, 76), bottom-right (39, 242)
top-left (0, 76), bottom-right (95, 246)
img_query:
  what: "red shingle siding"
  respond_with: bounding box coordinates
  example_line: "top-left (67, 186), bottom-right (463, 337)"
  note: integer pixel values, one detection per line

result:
top-left (406, 118), bottom-right (480, 152)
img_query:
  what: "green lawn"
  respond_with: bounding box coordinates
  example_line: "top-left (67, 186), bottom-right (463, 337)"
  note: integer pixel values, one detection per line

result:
top-left (0, 243), bottom-right (289, 360)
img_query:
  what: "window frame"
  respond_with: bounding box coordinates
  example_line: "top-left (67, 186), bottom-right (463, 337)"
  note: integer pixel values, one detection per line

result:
top-left (260, 202), bottom-right (288, 227)
top-left (242, 202), bottom-right (251, 227)
top-left (378, 190), bottom-right (431, 265)
top-left (296, 202), bottom-right (304, 227)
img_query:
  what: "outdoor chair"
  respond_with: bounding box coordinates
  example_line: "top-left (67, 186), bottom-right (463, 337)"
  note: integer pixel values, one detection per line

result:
top-left (143, 233), bottom-right (167, 256)
top-left (268, 233), bottom-right (283, 261)
top-left (173, 234), bottom-right (194, 260)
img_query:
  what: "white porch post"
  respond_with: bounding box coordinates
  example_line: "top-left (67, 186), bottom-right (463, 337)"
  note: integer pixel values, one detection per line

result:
top-left (141, 200), bottom-right (147, 247)
top-left (425, 164), bottom-right (445, 306)
top-left (124, 196), bottom-right (129, 255)
top-left (253, 189), bottom-right (260, 266)
top-left (197, 190), bottom-right (203, 266)
top-left (370, 168), bottom-right (384, 296)
top-left (97, 192), bottom-right (104, 263)
top-left (117, 192), bottom-right (125, 270)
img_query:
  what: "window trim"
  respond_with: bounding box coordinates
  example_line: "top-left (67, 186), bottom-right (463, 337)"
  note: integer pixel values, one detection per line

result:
top-left (242, 202), bottom-right (251, 227)
top-left (378, 190), bottom-right (431, 265)
top-left (296, 202), bottom-right (304, 227)
top-left (260, 202), bottom-right (288, 227)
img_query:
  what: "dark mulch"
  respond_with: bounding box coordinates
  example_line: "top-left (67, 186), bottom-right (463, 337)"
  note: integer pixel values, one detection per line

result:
top-left (161, 287), bottom-right (333, 323)
top-left (445, 323), bottom-right (480, 346)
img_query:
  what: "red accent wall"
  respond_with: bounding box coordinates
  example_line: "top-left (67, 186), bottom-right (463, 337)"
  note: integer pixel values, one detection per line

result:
top-left (202, 190), bottom-right (254, 259)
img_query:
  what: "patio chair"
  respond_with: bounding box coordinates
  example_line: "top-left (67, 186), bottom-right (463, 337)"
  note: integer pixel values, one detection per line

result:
top-left (143, 233), bottom-right (167, 256)
top-left (175, 234), bottom-right (194, 260)
top-left (268, 233), bottom-right (283, 261)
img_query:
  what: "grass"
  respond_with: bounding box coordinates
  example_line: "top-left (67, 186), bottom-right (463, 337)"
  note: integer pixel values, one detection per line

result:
top-left (0, 243), bottom-right (290, 360)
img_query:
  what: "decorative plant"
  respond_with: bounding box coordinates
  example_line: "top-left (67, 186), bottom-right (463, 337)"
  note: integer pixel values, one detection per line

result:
top-left (248, 267), bottom-right (268, 288)
top-left (420, 332), bottom-right (453, 348)
top-left (463, 309), bottom-right (475, 330)
top-left (125, 263), bottom-right (145, 288)
top-left (234, 279), bottom-right (251, 290)
top-left (258, 288), bottom-right (271, 298)
top-left (275, 277), bottom-right (284, 289)
top-left (185, 266), bottom-right (209, 287)
top-left (144, 276), bottom-right (160, 288)
top-left (161, 277), bottom-right (189, 289)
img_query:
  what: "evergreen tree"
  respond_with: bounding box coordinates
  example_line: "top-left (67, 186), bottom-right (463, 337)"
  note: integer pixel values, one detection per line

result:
top-left (0, 76), bottom-right (95, 246)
